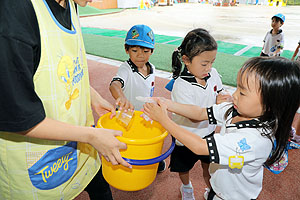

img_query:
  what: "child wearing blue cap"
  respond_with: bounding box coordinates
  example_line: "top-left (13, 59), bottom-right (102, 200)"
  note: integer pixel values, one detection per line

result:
top-left (260, 13), bottom-right (285, 57)
top-left (109, 24), bottom-right (166, 172)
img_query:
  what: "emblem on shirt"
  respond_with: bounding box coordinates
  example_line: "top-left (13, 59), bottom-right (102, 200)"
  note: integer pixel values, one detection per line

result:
top-left (57, 55), bottom-right (84, 110)
top-left (238, 138), bottom-right (251, 151)
top-left (228, 138), bottom-right (251, 169)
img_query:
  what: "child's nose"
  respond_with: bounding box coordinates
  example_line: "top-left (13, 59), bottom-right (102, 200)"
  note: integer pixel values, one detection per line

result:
top-left (206, 63), bottom-right (213, 71)
top-left (137, 50), bottom-right (144, 56)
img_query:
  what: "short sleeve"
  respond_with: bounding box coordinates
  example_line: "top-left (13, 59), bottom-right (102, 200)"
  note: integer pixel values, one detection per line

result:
top-left (0, 0), bottom-right (45, 132)
top-left (111, 63), bottom-right (130, 89)
top-left (207, 102), bottom-right (232, 125)
top-left (278, 33), bottom-right (284, 49)
top-left (171, 79), bottom-right (193, 104)
top-left (263, 32), bottom-right (268, 42)
top-left (211, 68), bottom-right (223, 93)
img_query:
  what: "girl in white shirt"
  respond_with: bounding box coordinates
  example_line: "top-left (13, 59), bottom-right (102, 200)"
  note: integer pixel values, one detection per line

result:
top-left (144, 57), bottom-right (300, 200)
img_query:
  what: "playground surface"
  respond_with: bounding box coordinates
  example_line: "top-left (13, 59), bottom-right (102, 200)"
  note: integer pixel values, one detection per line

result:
top-left (74, 3), bottom-right (300, 199)
top-left (79, 3), bottom-right (300, 87)
top-left (74, 55), bottom-right (300, 200)
top-left (79, 3), bottom-right (300, 51)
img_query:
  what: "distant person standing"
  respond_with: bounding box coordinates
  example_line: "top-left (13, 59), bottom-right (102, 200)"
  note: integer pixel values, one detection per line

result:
top-left (260, 13), bottom-right (285, 57)
top-left (291, 40), bottom-right (300, 61)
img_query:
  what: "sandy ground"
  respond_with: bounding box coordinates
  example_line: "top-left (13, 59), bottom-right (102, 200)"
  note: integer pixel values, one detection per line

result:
top-left (80, 3), bottom-right (300, 51)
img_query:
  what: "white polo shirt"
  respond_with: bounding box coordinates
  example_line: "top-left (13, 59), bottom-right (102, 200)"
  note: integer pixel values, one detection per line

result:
top-left (205, 102), bottom-right (273, 200)
top-left (262, 29), bottom-right (284, 56)
top-left (111, 59), bottom-right (155, 111)
top-left (171, 67), bottom-right (223, 145)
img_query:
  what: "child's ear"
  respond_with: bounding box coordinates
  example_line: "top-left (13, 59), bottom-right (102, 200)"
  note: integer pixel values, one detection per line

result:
top-left (124, 45), bottom-right (129, 54)
top-left (181, 55), bottom-right (191, 65)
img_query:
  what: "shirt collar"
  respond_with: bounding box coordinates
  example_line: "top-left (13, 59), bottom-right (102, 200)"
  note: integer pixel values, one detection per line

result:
top-left (227, 107), bottom-right (267, 129)
top-left (269, 29), bottom-right (282, 34)
top-left (127, 59), bottom-right (153, 74)
top-left (180, 67), bottom-right (211, 85)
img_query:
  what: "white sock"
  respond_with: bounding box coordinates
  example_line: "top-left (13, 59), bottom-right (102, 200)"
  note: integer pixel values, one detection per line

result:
top-left (183, 181), bottom-right (192, 188)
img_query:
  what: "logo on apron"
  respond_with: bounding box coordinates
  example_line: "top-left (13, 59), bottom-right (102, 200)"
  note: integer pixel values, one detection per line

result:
top-left (28, 142), bottom-right (78, 190)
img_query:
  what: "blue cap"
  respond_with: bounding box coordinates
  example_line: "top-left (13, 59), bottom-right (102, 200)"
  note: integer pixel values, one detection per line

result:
top-left (125, 25), bottom-right (155, 49)
top-left (272, 13), bottom-right (285, 23)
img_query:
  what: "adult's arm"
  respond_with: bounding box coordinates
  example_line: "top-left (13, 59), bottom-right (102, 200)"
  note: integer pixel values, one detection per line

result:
top-left (19, 117), bottom-right (131, 167)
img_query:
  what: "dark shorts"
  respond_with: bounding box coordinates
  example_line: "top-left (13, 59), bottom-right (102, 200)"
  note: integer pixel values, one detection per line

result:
top-left (169, 144), bottom-right (210, 172)
top-left (260, 52), bottom-right (269, 57)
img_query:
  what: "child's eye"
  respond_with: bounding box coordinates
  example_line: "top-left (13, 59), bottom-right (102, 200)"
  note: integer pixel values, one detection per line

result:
top-left (240, 92), bottom-right (245, 96)
top-left (144, 50), bottom-right (150, 53)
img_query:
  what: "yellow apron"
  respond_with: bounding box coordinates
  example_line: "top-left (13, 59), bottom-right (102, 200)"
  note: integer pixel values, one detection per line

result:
top-left (0, 1), bottom-right (100, 199)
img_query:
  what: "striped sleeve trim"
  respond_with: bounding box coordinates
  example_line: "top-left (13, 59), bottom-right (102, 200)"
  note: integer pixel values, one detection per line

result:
top-left (207, 107), bottom-right (217, 124)
top-left (110, 77), bottom-right (124, 88)
top-left (206, 136), bottom-right (219, 164)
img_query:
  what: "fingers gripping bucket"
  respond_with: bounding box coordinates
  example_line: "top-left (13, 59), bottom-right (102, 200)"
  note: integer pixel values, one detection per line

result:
top-left (97, 111), bottom-right (175, 191)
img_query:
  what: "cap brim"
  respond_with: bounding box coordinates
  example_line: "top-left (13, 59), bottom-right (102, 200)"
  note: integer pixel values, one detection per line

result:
top-left (125, 39), bottom-right (154, 49)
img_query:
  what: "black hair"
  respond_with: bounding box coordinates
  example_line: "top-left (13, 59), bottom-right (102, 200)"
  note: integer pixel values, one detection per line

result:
top-left (124, 44), bottom-right (154, 53)
top-left (171, 28), bottom-right (217, 79)
top-left (230, 57), bottom-right (300, 166)
top-left (272, 16), bottom-right (284, 24)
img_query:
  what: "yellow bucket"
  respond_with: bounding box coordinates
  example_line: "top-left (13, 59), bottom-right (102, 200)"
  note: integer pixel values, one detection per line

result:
top-left (97, 111), bottom-right (175, 191)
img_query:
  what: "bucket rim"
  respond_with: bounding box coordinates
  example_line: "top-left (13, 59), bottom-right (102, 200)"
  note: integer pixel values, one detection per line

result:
top-left (97, 111), bottom-right (168, 145)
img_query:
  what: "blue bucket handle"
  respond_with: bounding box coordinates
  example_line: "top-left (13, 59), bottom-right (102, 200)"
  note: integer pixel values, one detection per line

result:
top-left (122, 137), bottom-right (175, 166)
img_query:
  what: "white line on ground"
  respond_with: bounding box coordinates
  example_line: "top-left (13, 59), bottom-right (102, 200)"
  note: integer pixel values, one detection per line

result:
top-left (162, 38), bottom-right (183, 44)
top-left (234, 45), bottom-right (254, 56)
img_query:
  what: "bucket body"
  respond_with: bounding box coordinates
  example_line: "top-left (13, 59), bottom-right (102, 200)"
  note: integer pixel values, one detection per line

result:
top-left (97, 111), bottom-right (168, 191)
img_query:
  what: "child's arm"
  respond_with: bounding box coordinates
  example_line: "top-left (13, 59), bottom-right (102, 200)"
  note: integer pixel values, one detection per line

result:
top-left (90, 86), bottom-right (116, 118)
top-left (143, 101), bottom-right (209, 155)
top-left (273, 47), bottom-right (283, 57)
top-left (18, 117), bottom-right (131, 168)
top-left (164, 98), bottom-right (208, 121)
top-left (109, 81), bottom-right (134, 111)
top-left (291, 44), bottom-right (300, 61)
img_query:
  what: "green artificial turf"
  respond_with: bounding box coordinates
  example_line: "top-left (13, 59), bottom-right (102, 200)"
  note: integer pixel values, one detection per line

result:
top-left (82, 27), bottom-right (295, 87)
top-left (78, 5), bottom-right (123, 17)
top-left (82, 33), bottom-right (250, 87)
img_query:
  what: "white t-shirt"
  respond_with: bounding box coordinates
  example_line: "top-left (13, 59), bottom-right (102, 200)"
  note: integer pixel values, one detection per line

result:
top-left (171, 67), bottom-right (223, 146)
top-left (111, 59), bottom-right (155, 111)
top-left (206, 103), bottom-right (273, 200)
top-left (262, 29), bottom-right (284, 56)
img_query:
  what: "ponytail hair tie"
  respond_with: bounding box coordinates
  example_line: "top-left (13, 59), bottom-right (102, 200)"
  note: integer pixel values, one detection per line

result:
top-left (174, 47), bottom-right (182, 57)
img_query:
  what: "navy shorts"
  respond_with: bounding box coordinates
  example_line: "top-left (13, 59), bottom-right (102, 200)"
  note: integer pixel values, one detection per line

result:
top-left (169, 144), bottom-right (210, 172)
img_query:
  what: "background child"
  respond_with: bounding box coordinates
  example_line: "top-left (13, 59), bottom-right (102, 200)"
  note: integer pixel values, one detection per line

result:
top-left (260, 13), bottom-right (285, 57)
top-left (166, 28), bottom-right (230, 200)
top-left (291, 40), bottom-right (300, 61)
top-left (109, 24), bottom-right (166, 172)
top-left (144, 57), bottom-right (300, 199)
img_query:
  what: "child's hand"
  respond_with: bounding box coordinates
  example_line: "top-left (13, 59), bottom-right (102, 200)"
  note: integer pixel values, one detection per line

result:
top-left (216, 90), bottom-right (233, 104)
top-left (143, 98), bottom-right (169, 123)
top-left (116, 97), bottom-right (134, 112)
top-left (90, 86), bottom-right (116, 118)
top-left (148, 97), bottom-right (174, 110)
